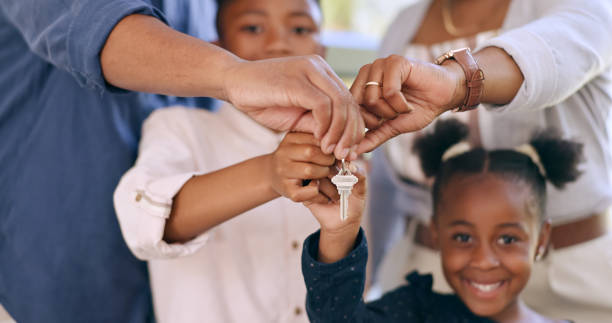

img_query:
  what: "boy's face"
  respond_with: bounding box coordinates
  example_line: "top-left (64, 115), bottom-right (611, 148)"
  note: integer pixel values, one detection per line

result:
top-left (431, 174), bottom-right (549, 319)
top-left (217, 0), bottom-right (324, 60)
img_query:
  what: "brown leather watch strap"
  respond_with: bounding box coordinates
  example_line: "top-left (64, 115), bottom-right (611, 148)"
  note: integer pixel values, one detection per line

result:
top-left (435, 48), bottom-right (484, 112)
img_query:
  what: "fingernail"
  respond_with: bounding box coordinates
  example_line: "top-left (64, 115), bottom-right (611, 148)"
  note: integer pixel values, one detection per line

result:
top-left (349, 151), bottom-right (358, 161)
top-left (340, 148), bottom-right (350, 159)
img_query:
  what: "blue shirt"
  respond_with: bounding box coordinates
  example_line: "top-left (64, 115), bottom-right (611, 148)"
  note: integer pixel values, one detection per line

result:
top-left (301, 229), bottom-right (495, 323)
top-left (0, 1), bottom-right (216, 322)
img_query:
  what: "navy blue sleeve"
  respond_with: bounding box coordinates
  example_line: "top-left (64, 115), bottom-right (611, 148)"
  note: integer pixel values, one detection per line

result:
top-left (0, 0), bottom-right (166, 93)
top-left (303, 229), bottom-right (407, 323)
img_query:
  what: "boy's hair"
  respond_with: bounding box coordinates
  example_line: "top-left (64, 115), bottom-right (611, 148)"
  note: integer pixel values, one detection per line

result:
top-left (413, 119), bottom-right (583, 219)
top-left (215, 0), bottom-right (322, 39)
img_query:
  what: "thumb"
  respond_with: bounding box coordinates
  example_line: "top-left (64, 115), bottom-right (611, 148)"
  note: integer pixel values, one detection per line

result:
top-left (355, 122), bottom-right (401, 154)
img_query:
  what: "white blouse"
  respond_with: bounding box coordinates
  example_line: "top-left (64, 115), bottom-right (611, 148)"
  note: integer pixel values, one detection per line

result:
top-left (114, 104), bottom-right (317, 323)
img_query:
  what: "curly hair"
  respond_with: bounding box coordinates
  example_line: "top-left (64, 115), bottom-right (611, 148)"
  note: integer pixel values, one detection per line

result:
top-left (412, 119), bottom-right (583, 219)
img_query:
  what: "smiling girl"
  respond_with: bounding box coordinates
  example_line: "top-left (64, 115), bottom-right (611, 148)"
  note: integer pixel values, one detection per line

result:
top-left (301, 119), bottom-right (582, 322)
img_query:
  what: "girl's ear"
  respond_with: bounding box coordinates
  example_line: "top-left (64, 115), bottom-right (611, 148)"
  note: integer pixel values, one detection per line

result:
top-left (535, 219), bottom-right (552, 261)
top-left (429, 219), bottom-right (440, 250)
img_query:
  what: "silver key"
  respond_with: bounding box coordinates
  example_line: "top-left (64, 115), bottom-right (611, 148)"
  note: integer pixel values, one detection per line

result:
top-left (331, 159), bottom-right (358, 221)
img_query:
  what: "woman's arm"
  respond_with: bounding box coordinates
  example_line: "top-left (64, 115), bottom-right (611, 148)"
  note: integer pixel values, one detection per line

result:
top-left (351, 0), bottom-right (612, 154)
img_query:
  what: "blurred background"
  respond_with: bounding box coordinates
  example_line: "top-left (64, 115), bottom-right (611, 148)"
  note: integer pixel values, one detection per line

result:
top-left (320, 0), bottom-right (417, 82)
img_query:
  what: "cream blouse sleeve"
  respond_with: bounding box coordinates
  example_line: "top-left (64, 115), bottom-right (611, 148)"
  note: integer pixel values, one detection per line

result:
top-left (478, 0), bottom-right (612, 112)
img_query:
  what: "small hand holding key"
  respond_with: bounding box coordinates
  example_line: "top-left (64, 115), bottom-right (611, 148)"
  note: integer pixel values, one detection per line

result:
top-left (331, 159), bottom-right (358, 221)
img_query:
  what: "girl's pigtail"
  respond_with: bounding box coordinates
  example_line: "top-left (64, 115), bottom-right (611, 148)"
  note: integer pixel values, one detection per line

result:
top-left (413, 119), bottom-right (469, 177)
top-left (529, 129), bottom-right (583, 188)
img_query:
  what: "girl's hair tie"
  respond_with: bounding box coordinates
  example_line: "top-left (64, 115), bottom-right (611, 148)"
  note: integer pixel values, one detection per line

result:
top-left (441, 141), bottom-right (471, 162)
top-left (514, 144), bottom-right (546, 177)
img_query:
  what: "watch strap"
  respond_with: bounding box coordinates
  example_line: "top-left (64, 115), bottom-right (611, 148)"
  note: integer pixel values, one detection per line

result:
top-left (435, 48), bottom-right (484, 112)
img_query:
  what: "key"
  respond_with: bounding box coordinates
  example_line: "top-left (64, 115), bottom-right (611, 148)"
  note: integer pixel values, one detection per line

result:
top-left (331, 159), bottom-right (358, 221)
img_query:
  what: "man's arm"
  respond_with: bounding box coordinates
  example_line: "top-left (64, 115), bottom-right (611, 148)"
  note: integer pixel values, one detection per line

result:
top-left (101, 14), bottom-right (364, 159)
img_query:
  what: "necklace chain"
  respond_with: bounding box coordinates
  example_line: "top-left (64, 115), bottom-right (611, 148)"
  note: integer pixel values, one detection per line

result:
top-left (441, 0), bottom-right (467, 37)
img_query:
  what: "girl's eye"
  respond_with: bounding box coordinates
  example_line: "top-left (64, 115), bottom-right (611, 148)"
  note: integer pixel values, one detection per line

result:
top-left (497, 235), bottom-right (518, 245)
top-left (452, 233), bottom-right (472, 243)
top-left (292, 26), bottom-right (313, 35)
top-left (241, 25), bottom-right (263, 34)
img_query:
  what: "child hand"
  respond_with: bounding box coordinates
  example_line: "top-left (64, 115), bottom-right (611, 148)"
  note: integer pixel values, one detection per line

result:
top-left (303, 163), bottom-right (367, 264)
top-left (267, 132), bottom-right (336, 202)
top-left (304, 163), bottom-right (367, 233)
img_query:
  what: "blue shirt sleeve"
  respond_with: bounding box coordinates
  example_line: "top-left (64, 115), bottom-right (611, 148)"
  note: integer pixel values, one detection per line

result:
top-left (0, 0), bottom-right (167, 93)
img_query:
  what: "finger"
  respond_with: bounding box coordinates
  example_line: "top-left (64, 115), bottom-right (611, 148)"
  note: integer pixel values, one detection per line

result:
top-left (319, 178), bottom-right (340, 201)
top-left (361, 107), bottom-right (383, 131)
top-left (293, 79), bottom-right (332, 140)
top-left (282, 132), bottom-right (320, 146)
top-left (319, 77), bottom-right (350, 156)
top-left (363, 59), bottom-right (398, 120)
top-left (382, 55), bottom-right (414, 114)
top-left (349, 161), bottom-right (368, 198)
top-left (356, 119), bottom-right (405, 154)
top-left (284, 143), bottom-right (336, 166)
top-left (306, 194), bottom-right (332, 205)
top-left (280, 161), bottom-right (333, 179)
top-left (304, 57), bottom-right (350, 154)
top-left (334, 102), bottom-right (365, 161)
top-left (349, 63), bottom-right (371, 105)
top-left (287, 181), bottom-right (321, 202)
top-left (290, 112), bottom-right (316, 134)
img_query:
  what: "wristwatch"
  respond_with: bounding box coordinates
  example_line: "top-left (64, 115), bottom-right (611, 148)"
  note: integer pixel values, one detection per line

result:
top-left (434, 48), bottom-right (484, 112)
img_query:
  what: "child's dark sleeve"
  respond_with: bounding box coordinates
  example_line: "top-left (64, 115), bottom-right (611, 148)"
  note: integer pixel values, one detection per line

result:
top-left (302, 228), bottom-right (414, 323)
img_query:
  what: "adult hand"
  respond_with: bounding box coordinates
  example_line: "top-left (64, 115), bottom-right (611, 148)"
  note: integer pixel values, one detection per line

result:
top-left (350, 55), bottom-right (465, 154)
top-left (266, 132), bottom-right (338, 203)
top-left (224, 55), bottom-right (365, 160)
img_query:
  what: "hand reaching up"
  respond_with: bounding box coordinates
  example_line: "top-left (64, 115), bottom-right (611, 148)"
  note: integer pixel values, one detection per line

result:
top-left (303, 162), bottom-right (367, 263)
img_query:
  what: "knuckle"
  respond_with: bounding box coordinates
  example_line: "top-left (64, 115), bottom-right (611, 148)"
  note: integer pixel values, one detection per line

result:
top-left (303, 165), bottom-right (314, 177)
top-left (358, 64), bottom-right (371, 74)
top-left (303, 146), bottom-right (315, 159)
top-left (275, 165), bottom-right (286, 176)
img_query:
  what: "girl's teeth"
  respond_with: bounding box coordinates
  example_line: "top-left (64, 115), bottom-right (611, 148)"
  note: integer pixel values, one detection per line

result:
top-left (470, 281), bottom-right (502, 292)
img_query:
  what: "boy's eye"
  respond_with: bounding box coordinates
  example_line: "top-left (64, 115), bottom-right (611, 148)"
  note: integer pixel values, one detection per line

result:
top-left (452, 233), bottom-right (472, 243)
top-left (292, 26), bottom-right (314, 35)
top-left (497, 235), bottom-right (518, 245)
top-left (241, 25), bottom-right (263, 34)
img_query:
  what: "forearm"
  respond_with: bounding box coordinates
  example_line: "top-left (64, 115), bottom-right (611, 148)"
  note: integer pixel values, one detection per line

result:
top-left (164, 155), bottom-right (278, 243)
top-left (101, 14), bottom-right (238, 99)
